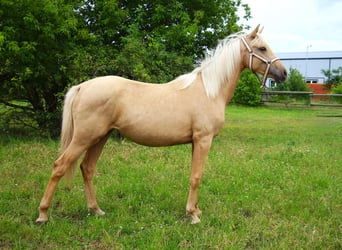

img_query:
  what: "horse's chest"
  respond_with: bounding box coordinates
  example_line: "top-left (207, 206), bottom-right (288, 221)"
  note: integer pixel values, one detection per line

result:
top-left (193, 111), bottom-right (225, 137)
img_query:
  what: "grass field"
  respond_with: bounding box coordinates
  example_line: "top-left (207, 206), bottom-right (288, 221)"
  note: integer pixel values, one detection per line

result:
top-left (0, 106), bottom-right (341, 249)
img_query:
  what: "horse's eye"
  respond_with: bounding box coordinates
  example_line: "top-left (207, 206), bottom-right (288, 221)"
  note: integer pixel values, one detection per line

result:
top-left (259, 47), bottom-right (267, 52)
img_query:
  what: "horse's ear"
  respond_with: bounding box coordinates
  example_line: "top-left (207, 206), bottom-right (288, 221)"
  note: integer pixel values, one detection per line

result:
top-left (247, 24), bottom-right (260, 39)
top-left (258, 26), bottom-right (264, 34)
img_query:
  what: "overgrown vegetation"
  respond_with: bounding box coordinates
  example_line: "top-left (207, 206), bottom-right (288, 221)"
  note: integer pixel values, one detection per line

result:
top-left (1, 106), bottom-right (341, 249)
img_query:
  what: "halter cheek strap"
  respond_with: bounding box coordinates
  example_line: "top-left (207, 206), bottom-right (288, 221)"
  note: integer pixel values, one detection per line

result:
top-left (241, 36), bottom-right (280, 88)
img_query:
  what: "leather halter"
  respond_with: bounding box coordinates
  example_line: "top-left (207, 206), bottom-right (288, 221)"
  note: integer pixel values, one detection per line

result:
top-left (241, 36), bottom-right (280, 88)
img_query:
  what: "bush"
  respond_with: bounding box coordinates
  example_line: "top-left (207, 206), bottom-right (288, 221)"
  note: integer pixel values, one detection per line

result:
top-left (232, 69), bottom-right (261, 106)
top-left (273, 67), bottom-right (309, 91)
top-left (321, 66), bottom-right (342, 90)
top-left (331, 84), bottom-right (342, 94)
top-left (331, 84), bottom-right (342, 104)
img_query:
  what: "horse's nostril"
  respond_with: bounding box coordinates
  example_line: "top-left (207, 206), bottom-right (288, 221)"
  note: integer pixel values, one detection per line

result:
top-left (284, 70), bottom-right (288, 77)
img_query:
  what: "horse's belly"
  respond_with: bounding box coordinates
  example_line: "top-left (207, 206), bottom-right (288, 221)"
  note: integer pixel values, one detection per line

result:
top-left (118, 123), bottom-right (193, 147)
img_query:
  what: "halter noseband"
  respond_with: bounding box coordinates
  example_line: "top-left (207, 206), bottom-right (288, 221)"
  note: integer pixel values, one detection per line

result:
top-left (241, 36), bottom-right (280, 88)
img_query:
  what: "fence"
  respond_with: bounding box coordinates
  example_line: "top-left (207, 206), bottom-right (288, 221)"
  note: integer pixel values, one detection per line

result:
top-left (260, 91), bottom-right (342, 107)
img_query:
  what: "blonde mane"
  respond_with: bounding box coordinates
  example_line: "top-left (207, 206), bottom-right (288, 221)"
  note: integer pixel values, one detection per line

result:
top-left (180, 32), bottom-right (245, 98)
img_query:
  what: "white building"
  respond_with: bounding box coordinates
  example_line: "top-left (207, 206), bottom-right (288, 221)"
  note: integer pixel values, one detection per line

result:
top-left (276, 51), bottom-right (342, 83)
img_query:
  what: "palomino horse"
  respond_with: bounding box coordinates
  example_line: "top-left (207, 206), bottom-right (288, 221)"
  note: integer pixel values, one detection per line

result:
top-left (36, 25), bottom-right (287, 224)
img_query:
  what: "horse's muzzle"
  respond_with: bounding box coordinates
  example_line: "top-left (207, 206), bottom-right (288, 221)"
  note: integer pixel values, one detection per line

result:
top-left (272, 68), bottom-right (287, 83)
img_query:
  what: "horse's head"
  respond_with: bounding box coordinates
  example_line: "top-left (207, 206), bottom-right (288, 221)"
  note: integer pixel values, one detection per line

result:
top-left (241, 25), bottom-right (287, 86)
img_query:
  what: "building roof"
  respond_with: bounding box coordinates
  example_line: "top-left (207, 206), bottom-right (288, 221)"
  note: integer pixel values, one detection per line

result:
top-left (277, 51), bottom-right (342, 60)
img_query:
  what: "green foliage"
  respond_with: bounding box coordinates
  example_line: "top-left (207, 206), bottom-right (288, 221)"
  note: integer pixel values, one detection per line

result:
top-left (114, 23), bottom-right (194, 83)
top-left (0, 0), bottom-right (251, 136)
top-left (232, 69), bottom-right (261, 106)
top-left (330, 84), bottom-right (342, 104)
top-left (322, 66), bottom-right (342, 89)
top-left (273, 67), bottom-right (309, 91)
top-left (331, 84), bottom-right (342, 94)
top-left (0, 0), bottom-right (94, 136)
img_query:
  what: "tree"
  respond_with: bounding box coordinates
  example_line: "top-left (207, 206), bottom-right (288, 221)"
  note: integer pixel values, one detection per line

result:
top-left (232, 69), bottom-right (261, 106)
top-left (0, 0), bottom-right (251, 136)
top-left (321, 66), bottom-right (342, 90)
top-left (79, 0), bottom-right (251, 82)
top-left (0, 0), bottom-right (96, 136)
top-left (273, 67), bottom-right (309, 91)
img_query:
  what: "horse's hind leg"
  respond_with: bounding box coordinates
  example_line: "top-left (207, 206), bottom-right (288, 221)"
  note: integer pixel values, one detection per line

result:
top-left (36, 142), bottom-right (86, 223)
top-left (80, 133), bottom-right (110, 216)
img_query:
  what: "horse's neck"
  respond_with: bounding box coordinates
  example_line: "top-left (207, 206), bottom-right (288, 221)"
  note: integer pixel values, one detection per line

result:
top-left (219, 65), bottom-right (244, 105)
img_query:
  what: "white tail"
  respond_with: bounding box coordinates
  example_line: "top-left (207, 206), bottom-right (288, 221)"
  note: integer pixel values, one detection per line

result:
top-left (60, 85), bottom-right (80, 180)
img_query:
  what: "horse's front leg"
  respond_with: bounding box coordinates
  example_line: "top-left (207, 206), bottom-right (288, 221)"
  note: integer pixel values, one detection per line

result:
top-left (186, 136), bottom-right (212, 224)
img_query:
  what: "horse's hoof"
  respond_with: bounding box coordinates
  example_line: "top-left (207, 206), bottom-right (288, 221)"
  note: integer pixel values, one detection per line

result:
top-left (191, 216), bottom-right (201, 224)
top-left (96, 209), bottom-right (105, 216)
top-left (187, 211), bottom-right (201, 224)
top-left (90, 208), bottom-right (105, 216)
top-left (35, 216), bottom-right (48, 224)
top-left (186, 206), bottom-right (202, 224)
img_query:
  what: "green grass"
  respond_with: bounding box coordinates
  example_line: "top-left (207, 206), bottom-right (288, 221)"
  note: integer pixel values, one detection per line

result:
top-left (0, 106), bottom-right (341, 249)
